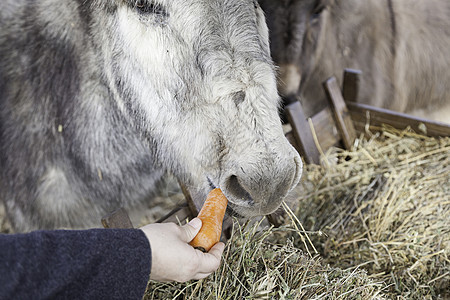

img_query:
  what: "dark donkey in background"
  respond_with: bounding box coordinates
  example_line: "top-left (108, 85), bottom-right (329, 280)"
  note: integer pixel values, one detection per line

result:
top-left (259, 0), bottom-right (450, 123)
top-left (0, 0), bottom-right (302, 232)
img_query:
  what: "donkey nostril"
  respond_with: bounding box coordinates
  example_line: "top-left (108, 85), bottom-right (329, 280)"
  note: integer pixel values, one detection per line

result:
top-left (224, 175), bottom-right (253, 204)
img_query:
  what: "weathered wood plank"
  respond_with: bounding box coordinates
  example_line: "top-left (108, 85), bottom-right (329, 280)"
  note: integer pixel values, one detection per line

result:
top-left (179, 181), bottom-right (200, 216)
top-left (101, 207), bottom-right (134, 229)
top-left (347, 102), bottom-right (450, 137)
top-left (156, 203), bottom-right (192, 224)
top-left (323, 77), bottom-right (358, 150)
top-left (285, 101), bottom-right (321, 164)
top-left (342, 69), bottom-right (362, 103)
top-left (310, 107), bottom-right (341, 150)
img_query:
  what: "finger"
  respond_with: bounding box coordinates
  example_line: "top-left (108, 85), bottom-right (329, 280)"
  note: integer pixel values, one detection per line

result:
top-left (197, 242), bottom-right (225, 273)
top-left (208, 242), bottom-right (225, 259)
top-left (192, 272), bottom-right (215, 280)
top-left (179, 217), bottom-right (202, 243)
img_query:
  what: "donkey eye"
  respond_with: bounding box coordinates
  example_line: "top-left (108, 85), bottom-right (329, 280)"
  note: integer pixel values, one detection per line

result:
top-left (135, 0), bottom-right (166, 16)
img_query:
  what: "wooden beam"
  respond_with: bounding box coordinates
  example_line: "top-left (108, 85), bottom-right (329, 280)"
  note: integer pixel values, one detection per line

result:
top-left (342, 69), bottom-right (362, 103)
top-left (156, 203), bottom-right (192, 224)
top-left (285, 101), bottom-right (321, 164)
top-left (323, 77), bottom-right (358, 150)
top-left (310, 107), bottom-right (341, 150)
top-left (101, 207), bottom-right (134, 229)
top-left (347, 102), bottom-right (450, 137)
top-left (178, 181), bottom-right (200, 216)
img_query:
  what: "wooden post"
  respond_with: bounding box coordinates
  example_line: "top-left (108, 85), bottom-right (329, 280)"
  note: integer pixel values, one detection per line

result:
top-left (101, 207), bottom-right (134, 229)
top-left (285, 101), bottom-right (321, 165)
top-left (342, 69), bottom-right (362, 103)
top-left (323, 77), bottom-right (358, 150)
top-left (153, 181), bottom-right (200, 224)
top-left (178, 181), bottom-right (200, 216)
top-left (155, 203), bottom-right (193, 224)
top-left (310, 107), bottom-right (342, 150)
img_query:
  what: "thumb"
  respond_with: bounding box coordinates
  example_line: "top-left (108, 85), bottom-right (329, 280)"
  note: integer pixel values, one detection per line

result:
top-left (180, 217), bottom-right (202, 243)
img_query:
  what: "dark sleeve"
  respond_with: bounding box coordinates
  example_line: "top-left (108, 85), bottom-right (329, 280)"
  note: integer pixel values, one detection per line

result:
top-left (0, 228), bottom-right (151, 300)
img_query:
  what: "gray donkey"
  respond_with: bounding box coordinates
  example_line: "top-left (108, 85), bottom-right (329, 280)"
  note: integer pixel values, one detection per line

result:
top-left (0, 0), bottom-right (302, 232)
top-left (259, 0), bottom-right (450, 123)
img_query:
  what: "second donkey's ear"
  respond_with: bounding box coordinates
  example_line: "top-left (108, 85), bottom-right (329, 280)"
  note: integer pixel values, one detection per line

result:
top-left (310, 0), bottom-right (332, 20)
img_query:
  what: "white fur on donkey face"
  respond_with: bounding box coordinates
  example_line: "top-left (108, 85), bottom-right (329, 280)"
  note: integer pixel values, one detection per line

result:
top-left (115, 0), bottom-right (302, 216)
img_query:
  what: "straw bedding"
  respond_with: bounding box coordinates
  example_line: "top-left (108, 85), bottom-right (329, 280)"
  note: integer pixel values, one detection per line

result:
top-left (145, 127), bottom-right (449, 299)
top-left (292, 127), bottom-right (449, 299)
top-left (145, 219), bottom-right (386, 299)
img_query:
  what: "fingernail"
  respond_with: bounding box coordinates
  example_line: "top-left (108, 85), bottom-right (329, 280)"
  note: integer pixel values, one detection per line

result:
top-left (188, 218), bottom-right (202, 229)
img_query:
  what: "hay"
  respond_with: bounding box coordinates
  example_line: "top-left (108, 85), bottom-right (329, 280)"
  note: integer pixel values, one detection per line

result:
top-left (293, 126), bottom-right (450, 299)
top-left (145, 219), bottom-right (386, 299)
top-left (146, 126), bottom-right (448, 299)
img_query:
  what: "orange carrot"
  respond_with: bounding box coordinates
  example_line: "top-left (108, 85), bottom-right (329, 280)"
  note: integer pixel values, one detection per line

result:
top-left (189, 188), bottom-right (228, 252)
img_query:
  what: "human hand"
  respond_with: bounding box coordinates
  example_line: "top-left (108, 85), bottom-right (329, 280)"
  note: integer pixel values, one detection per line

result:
top-left (140, 218), bottom-right (225, 282)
